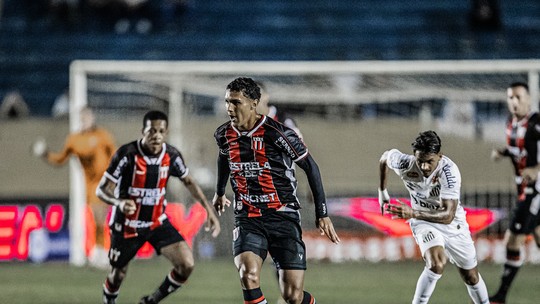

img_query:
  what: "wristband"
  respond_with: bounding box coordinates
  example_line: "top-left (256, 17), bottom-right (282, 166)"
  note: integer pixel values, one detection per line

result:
top-left (114, 200), bottom-right (126, 212)
top-left (378, 188), bottom-right (389, 206)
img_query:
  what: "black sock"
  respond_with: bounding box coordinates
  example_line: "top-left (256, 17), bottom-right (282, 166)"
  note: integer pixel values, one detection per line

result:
top-left (150, 270), bottom-right (184, 302)
top-left (301, 291), bottom-right (316, 304)
top-left (494, 249), bottom-right (521, 299)
top-left (495, 264), bottom-right (520, 298)
top-left (242, 288), bottom-right (267, 304)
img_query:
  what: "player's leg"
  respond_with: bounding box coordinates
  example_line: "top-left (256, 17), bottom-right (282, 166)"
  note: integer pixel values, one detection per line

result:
top-left (102, 265), bottom-right (129, 304)
top-left (268, 214), bottom-right (313, 304)
top-left (233, 217), bottom-right (270, 304)
top-left (445, 230), bottom-right (488, 304)
top-left (139, 220), bottom-right (191, 304)
top-left (410, 224), bottom-right (448, 304)
top-left (489, 231), bottom-right (526, 303)
top-left (412, 246), bottom-right (446, 304)
top-left (279, 269), bottom-right (315, 304)
top-left (235, 251), bottom-right (267, 303)
top-left (533, 211), bottom-right (540, 248)
top-left (457, 267), bottom-right (489, 304)
top-left (490, 195), bottom-right (536, 304)
top-left (102, 230), bottom-right (143, 304)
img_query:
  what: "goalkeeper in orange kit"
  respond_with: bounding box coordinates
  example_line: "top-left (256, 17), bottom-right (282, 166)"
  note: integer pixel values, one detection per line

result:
top-left (33, 107), bottom-right (116, 268)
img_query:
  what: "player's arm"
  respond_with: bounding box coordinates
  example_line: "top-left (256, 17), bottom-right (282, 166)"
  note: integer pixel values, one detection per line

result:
top-left (181, 174), bottom-right (221, 237)
top-left (95, 176), bottom-right (136, 215)
top-left (296, 154), bottom-right (340, 244)
top-left (491, 147), bottom-right (509, 161)
top-left (378, 150), bottom-right (391, 215)
top-left (386, 198), bottom-right (457, 225)
top-left (34, 136), bottom-right (73, 165)
top-left (212, 152), bottom-right (231, 215)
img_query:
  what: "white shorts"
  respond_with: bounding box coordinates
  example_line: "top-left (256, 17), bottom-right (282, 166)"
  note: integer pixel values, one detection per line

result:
top-left (411, 221), bottom-right (478, 270)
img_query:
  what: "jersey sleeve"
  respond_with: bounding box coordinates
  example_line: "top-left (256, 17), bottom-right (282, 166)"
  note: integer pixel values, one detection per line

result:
top-left (439, 161), bottom-right (461, 200)
top-left (170, 148), bottom-right (189, 179)
top-left (385, 149), bottom-right (412, 172)
top-left (275, 127), bottom-right (308, 162)
top-left (103, 146), bottom-right (130, 183)
top-left (214, 125), bottom-right (229, 156)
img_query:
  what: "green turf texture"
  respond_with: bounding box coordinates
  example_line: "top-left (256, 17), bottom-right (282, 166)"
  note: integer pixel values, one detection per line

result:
top-left (1, 258), bottom-right (538, 303)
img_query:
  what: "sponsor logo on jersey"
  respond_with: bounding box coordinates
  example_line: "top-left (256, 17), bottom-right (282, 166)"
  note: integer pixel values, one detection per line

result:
top-left (412, 196), bottom-right (441, 210)
top-left (113, 156), bottom-right (128, 178)
top-left (229, 161), bottom-right (271, 177)
top-left (441, 164), bottom-right (457, 188)
top-left (276, 136), bottom-right (296, 157)
top-left (128, 187), bottom-right (166, 198)
top-left (407, 172), bottom-right (420, 178)
top-left (124, 219), bottom-right (154, 228)
top-left (238, 193), bottom-right (278, 203)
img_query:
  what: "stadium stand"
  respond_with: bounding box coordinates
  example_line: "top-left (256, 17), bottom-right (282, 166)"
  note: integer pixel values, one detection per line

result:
top-left (0, 0), bottom-right (539, 115)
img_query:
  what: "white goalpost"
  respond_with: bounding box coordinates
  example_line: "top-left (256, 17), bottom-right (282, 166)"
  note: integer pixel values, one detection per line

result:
top-left (68, 59), bottom-right (540, 266)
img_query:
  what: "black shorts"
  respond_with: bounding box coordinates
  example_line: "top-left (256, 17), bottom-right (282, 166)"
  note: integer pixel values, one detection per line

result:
top-left (509, 188), bottom-right (540, 234)
top-left (233, 211), bottom-right (306, 270)
top-left (109, 219), bottom-right (184, 268)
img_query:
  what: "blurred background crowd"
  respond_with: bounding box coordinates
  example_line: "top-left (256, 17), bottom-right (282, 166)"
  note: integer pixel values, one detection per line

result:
top-left (1, 0), bottom-right (538, 118)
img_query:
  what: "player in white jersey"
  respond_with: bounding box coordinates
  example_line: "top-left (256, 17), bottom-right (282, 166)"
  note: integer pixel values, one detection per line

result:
top-left (378, 130), bottom-right (489, 304)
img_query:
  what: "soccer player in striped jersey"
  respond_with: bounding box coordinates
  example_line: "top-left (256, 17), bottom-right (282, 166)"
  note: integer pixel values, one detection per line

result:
top-left (489, 82), bottom-right (540, 304)
top-left (96, 110), bottom-right (220, 304)
top-left (379, 131), bottom-right (489, 304)
top-left (213, 77), bottom-right (340, 304)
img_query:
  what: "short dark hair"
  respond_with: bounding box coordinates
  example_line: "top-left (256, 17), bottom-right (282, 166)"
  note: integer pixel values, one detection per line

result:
top-left (227, 77), bottom-right (261, 101)
top-left (509, 82), bottom-right (529, 92)
top-left (143, 110), bottom-right (168, 128)
top-left (411, 130), bottom-right (441, 154)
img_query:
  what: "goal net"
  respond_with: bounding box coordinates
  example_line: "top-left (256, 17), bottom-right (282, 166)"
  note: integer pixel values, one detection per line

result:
top-left (68, 60), bottom-right (540, 265)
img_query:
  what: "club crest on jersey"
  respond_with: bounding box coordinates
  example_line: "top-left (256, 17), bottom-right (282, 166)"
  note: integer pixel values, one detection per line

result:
top-left (422, 231), bottom-right (435, 243)
top-left (252, 137), bottom-right (264, 150)
top-left (159, 166), bottom-right (169, 179)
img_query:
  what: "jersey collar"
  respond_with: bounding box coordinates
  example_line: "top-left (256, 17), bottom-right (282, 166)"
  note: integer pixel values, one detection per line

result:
top-left (231, 115), bottom-right (267, 137)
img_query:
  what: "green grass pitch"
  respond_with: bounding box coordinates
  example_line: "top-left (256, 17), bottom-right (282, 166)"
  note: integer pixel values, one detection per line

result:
top-left (1, 258), bottom-right (539, 303)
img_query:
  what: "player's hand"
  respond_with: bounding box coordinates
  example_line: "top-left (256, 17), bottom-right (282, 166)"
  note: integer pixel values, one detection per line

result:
top-left (317, 217), bottom-right (340, 244)
top-left (118, 199), bottom-right (136, 216)
top-left (212, 193), bottom-right (231, 216)
top-left (378, 188), bottom-right (390, 215)
top-left (522, 166), bottom-right (540, 183)
top-left (385, 199), bottom-right (413, 220)
top-left (205, 210), bottom-right (221, 238)
top-left (31, 137), bottom-right (48, 157)
top-left (490, 149), bottom-right (502, 161)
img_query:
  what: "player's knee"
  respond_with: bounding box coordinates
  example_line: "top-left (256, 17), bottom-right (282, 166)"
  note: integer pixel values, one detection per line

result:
top-left (174, 259), bottom-right (194, 279)
top-left (281, 289), bottom-right (303, 304)
top-left (239, 267), bottom-right (260, 287)
top-left (428, 260), bottom-right (446, 274)
top-left (462, 271), bottom-right (479, 285)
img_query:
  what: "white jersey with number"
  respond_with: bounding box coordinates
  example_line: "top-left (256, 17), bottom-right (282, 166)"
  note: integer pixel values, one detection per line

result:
top-left (386, 149), bottom-right (469, 236)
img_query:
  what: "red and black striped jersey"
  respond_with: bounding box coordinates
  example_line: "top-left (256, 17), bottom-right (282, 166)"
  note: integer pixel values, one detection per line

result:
top-left (104, 140), bottom-right (189, 238)
top-left (504, 112), bottom-right (540, 198)
top-left (214, 115), bottom-right (308, 217)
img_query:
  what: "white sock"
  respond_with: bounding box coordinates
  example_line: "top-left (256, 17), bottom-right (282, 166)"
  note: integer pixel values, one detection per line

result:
top-left (412, 267), bottom-right (442, 304)
top-left (466, 274), bottom-right (489, 304)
